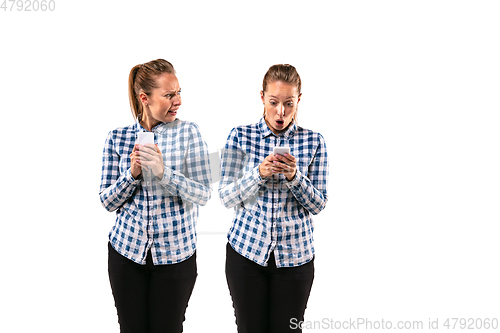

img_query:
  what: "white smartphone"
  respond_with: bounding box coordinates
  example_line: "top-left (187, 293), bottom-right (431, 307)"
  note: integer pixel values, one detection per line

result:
top-left (273, 146), bottom-right (290, 156)
top-left (136, 132), bottom-right (154, 145)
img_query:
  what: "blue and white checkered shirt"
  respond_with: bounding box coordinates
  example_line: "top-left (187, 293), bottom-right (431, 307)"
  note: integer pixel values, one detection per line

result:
top-left (100, 119), bottom-right (212, 265)
top-left (219, 117), bottom-right (328, 268)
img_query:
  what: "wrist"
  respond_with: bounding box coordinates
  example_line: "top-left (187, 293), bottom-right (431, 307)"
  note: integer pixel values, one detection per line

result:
top-left (286, 170), bottom-right (297, 181)
top-left (155, 171), bottom-right (164, 181)
top-left (131, 170), bottom-right (142, 180)
top-left (259, 164), bottom-right (265, 178)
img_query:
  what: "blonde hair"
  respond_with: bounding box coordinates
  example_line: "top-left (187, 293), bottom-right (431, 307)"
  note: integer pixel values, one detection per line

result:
top-left (262, 64), bottom-right (302, 95)
top-left (128, 59), bottom-right (176, 120)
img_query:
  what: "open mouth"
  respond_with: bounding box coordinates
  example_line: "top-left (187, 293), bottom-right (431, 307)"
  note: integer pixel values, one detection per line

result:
top-left (276, 120), bottom-right (284, 126)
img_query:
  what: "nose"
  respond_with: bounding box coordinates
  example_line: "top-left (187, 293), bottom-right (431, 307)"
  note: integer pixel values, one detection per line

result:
top-left (277, 104), bottom-right (285, 117)
top-left (172, 94), bottom-right (182, 105)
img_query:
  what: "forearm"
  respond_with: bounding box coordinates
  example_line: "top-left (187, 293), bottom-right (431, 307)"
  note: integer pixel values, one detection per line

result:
top-left (219, 166), bottom-right (265, 208)
top-left (158, 167), bottom-right (212, 206)
top-left (99, 169), bottom-right (141, 212)
top-left (286, 170), bottom-right (328, 215)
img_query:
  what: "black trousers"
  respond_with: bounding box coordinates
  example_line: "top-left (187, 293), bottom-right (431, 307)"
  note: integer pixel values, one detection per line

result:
top-left (225, 243), bottom-right (314, 333)
top-left (108, 242), bottom-right (197, 333)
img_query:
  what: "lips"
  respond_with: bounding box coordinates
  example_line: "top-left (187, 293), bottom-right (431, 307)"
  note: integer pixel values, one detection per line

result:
top-left (276, 120), bottom-right (284, 126)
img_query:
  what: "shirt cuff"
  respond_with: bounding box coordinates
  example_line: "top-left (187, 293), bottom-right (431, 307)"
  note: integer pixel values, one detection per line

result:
top-left (158, 167), bottom-right (174, 188)
top-left (286, 169), bottom-right (302, 188)
top-left (126, 168), bottom-right (142, 184)
top-left (253, 165), bottom-right (267, 185)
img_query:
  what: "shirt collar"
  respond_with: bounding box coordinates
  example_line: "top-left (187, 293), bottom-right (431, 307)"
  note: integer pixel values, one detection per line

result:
top-left (135, 118), bottom-right (179, 134)
top-left (258, 116), bottom-right (297, 139)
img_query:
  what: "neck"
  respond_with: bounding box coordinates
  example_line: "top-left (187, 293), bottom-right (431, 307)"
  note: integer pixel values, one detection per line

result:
top-left (140, 116), bottom-right (160, 132)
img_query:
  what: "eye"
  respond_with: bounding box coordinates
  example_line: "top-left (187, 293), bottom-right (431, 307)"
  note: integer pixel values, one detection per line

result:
top-left (287, 102), bottom-right (294, 107)
top-left (165, 89), bottom-right (181, 99)
top-left (269, 100), bottom-right (277, 106)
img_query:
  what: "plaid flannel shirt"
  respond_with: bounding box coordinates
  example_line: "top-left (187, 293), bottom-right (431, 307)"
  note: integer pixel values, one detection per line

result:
top-left (219, 117), bottom-right (328, 268)
top-left (100, 119), bottom-right (212, 265)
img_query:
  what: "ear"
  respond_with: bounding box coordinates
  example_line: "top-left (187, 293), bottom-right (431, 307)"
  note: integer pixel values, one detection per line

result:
top-left (139, 91), bottom-right (149, 106)
top-left (260, 90), bottom-right (265, 104)
top-left (297, 93), bottom-right (302, 104)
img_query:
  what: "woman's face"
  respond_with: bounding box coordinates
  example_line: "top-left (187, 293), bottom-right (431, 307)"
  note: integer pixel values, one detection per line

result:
top-left (261, 80), bottom-right (301, 135)
top-left (141, 73), bottom-right (181, 126)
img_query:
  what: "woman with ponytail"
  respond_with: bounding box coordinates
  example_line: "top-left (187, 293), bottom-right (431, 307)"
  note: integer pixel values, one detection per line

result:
top-left (99, 59), bottom-right (212, 333)
top-left (219, 64), bottom-right (329, 333)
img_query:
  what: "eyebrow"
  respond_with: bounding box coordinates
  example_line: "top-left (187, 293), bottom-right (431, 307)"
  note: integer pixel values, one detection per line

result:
top-left (163, 88), bottom-right (181, 94)
top-left (269, 94), bottom-right (296, 100)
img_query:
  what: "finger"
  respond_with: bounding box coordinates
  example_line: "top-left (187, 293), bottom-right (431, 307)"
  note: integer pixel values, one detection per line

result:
top-left (130, 152), bottom-right (140, 161)
top-left (142, 145), bottom-right (162, 159)
top-left (138, 143), bottom-right (156, 151)
top-left (274, 157), bottom-right (292, 168)
top-left (284, 153), bottom-right (296, 162)
top-left (274, 155), bottom-right (287, 165)
top-left (277, 153), bottom-right (295, 164)
top-left (139, 159), bottom-right (155, 168)
top-left (266, 162), bottom-right (281, 171)
top-left (272, 161), bottom-right (289, 171)
top-left (138, 149), bottom-right (158, 161)
top-left (139, 154), bottom-right (158, 163)
top-left (274, 153), bottom-right (288, 161)
top-left (131, 158), bottom-right (141, 167)
top-left (264, 162), bottom-right (278, 171)
top-left (139, 152), bottom-right (161, 163)
top-left (139, 145), bottom-right (156, 156)
top-left (276, 160), bottom-right (296, 172)
top-left (268, 153), bottom-right (279, 160)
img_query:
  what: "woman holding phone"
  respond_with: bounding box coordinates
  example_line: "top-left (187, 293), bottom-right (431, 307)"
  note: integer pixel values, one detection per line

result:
top-left (99, 59), bottom-right (212, 333)
top-left (219, 64), bottom-right (329, 333)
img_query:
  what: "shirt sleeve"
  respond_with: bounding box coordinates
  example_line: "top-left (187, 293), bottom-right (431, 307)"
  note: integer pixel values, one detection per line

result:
top-left (99, 131), bottom-right (141, 212)
top-left (218, 128), bottom-right (267, 209)
top-left (286, 133), bottom-right (329, 215)
top-left (158, 123), bottom-right (212, 206)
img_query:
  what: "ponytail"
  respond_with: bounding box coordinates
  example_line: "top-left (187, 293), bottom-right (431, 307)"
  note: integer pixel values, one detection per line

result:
top-left (128, 65), bottom-right (143, 120)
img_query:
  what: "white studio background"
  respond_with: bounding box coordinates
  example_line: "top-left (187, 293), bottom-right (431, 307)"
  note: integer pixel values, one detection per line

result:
top-left (1, 1), bottom-right (499, 332)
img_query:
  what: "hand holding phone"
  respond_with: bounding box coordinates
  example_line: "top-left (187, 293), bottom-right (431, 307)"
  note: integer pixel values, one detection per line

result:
top-left (259, 147), bottom-right (296, 180)
top-left (132, 132), bottom-right (161, 181)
